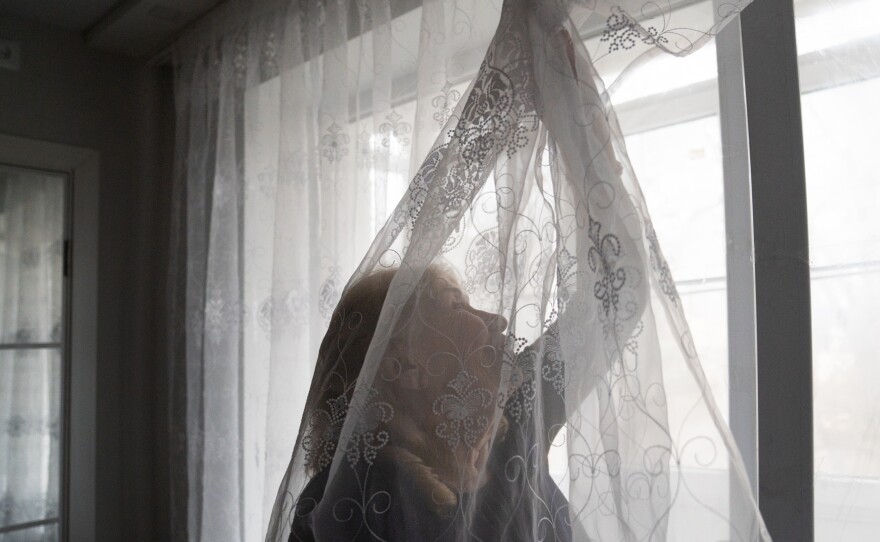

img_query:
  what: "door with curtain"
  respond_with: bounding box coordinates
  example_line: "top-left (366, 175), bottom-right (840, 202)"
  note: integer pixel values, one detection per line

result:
top-left (0, 164), bottom-right (68, 542)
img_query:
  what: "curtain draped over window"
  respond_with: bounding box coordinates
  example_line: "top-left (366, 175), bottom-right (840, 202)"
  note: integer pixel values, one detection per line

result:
top-left (171, 0), bottom-right (769, 540)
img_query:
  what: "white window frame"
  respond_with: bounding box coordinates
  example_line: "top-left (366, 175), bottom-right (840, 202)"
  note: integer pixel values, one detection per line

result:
top-left (0, 134), bottom-right (99, 542)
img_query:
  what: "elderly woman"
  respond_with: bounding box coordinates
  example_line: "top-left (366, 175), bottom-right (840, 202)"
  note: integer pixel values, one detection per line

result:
top-left (289, 264), bottom-right (572, 541)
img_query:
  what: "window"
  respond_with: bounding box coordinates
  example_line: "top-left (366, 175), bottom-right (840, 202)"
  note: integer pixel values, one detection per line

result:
top-left (795, 0), bottom-right (880, 539)
top-left (235, 1), bottom-right (876, 538)
top-left (0, 165), bottom-right (67, 541)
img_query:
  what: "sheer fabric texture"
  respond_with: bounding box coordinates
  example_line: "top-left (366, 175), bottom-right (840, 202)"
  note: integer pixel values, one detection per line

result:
top-left (172, 1), bottom-right (502, 538)
top-left (172, 0), bottom-right (770, 540)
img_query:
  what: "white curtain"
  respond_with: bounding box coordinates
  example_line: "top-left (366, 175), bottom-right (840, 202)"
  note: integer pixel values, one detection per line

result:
top-left (172, 2), bottom-right (503, 538)
top-left (0, 169), bottom-right (63, 540)
top-left (171, 1), bottom-right (764, 540)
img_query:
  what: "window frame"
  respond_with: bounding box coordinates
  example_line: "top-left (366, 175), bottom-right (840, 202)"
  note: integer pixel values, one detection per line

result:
top-left (0, 134), bottom-right (100, 542)
top-left (242, 0), bottom-right (831, 538)
top-left (737, 1), bottom-right (814, 540)
top-left (0, 163), bottom-right (68, 539)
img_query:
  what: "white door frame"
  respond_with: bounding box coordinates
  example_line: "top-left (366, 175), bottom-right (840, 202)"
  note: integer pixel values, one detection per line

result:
top-left (0, 133), bottom-right (98, 542)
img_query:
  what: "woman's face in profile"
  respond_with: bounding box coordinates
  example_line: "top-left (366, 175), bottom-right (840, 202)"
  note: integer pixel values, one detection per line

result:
top-left (389, 270), bottom-right (509, 490)
top-left (417, 274), bottom-right (508, 371)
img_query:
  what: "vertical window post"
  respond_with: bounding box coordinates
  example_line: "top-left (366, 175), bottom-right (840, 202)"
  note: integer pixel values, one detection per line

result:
top-left (740, 0), bottom-right (814, 540)
top-left (716, 1), bottom-right (759, 506)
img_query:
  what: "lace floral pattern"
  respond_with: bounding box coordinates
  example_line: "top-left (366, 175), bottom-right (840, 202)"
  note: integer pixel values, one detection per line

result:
top-left (345, 390), bottom-right (394, 467)
top-left (303, 389), bottom-right (394, 470)
top-left (379, 110), bottom-right (412, 149)
top-left (388, 18), bottom-right (539, 240)
top-left (600, 6), bottom-right (669, 53)
top-left (321, 123), bottom-right (350, 163)
top-left (498, 335), bottom-right (540, 424)
top-left (318, 267), bottom-right (341, 321)
top-left (647, 221), bottom-right (679, 305)
top-left (171, 0), bottom-right (770, 539)
top-left (432, 82), bottom-right (462, 127)
top-left (256, 286), bottom-right (309, 336)
top-left (539, 324), bottom-right (566, 395)
top-left (204, 283), bottom-right (246, 345)
top-left (302, 394), bottom-right (350, 471)
top-left (433, 370), bottom-right (492, 450)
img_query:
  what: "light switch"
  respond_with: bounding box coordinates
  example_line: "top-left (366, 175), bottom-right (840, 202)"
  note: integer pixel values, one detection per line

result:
top-left (0, 39), bottom-right (21, 71)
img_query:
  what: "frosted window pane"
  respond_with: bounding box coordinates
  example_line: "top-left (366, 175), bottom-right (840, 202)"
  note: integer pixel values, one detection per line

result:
top-left (0, 167), bottom-right (65, 345)
top-left (795, 0), bottom-right (880, 539)
top-left (0, 349), bottom-right (61, 533)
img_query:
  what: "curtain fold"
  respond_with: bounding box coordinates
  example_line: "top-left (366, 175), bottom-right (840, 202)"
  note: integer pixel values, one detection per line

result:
top-left (171, 0), bottom-right (765, 540)
top-left (173, 2), bottom-right (500, 538)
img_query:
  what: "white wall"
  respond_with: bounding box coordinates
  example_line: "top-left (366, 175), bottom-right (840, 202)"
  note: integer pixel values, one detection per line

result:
top-left (0, 14), bottom-right (174, 541)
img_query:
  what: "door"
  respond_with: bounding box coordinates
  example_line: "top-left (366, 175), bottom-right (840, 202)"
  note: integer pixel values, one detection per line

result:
top-left (0, 164), bottom-right (68, 541)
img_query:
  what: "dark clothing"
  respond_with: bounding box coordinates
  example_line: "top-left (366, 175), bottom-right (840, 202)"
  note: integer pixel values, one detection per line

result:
top-left (290, 424), bottom-right (571, 542)
top-left (290, 337), bottom-right (572, 541)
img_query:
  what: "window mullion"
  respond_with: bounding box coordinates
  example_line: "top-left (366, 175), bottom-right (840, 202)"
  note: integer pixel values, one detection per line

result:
top-left (740, 1), bottom-right (814, 540)
top-left (716, 2), bottom-right (759, 502)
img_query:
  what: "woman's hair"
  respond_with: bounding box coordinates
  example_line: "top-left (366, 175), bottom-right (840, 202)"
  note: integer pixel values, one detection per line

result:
top-left (302, 263), bottom-right (509, 511)
top-left (302, 267), bottom-right (396, 475)
top-left (303, 265), bottom-right (453, 475)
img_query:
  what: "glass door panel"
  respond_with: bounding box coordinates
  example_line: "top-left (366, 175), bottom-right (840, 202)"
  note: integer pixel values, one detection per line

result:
top-left (0, 350), bottom-right (61, 539)
top-left (0, 165), bottom-right (67, 541)
top-left (0, 170), bottom-right (64, 345)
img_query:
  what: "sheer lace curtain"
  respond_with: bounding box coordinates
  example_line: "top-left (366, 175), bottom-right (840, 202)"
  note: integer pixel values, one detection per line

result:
top-left (171, 1), bottom-right (502, 539)
top-left (170, 1), bottom-right (762, 541)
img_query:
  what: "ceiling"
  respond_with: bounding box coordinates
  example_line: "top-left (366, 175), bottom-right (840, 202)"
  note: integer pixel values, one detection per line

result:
top-left (0, 0), bottom-right (225, 58)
